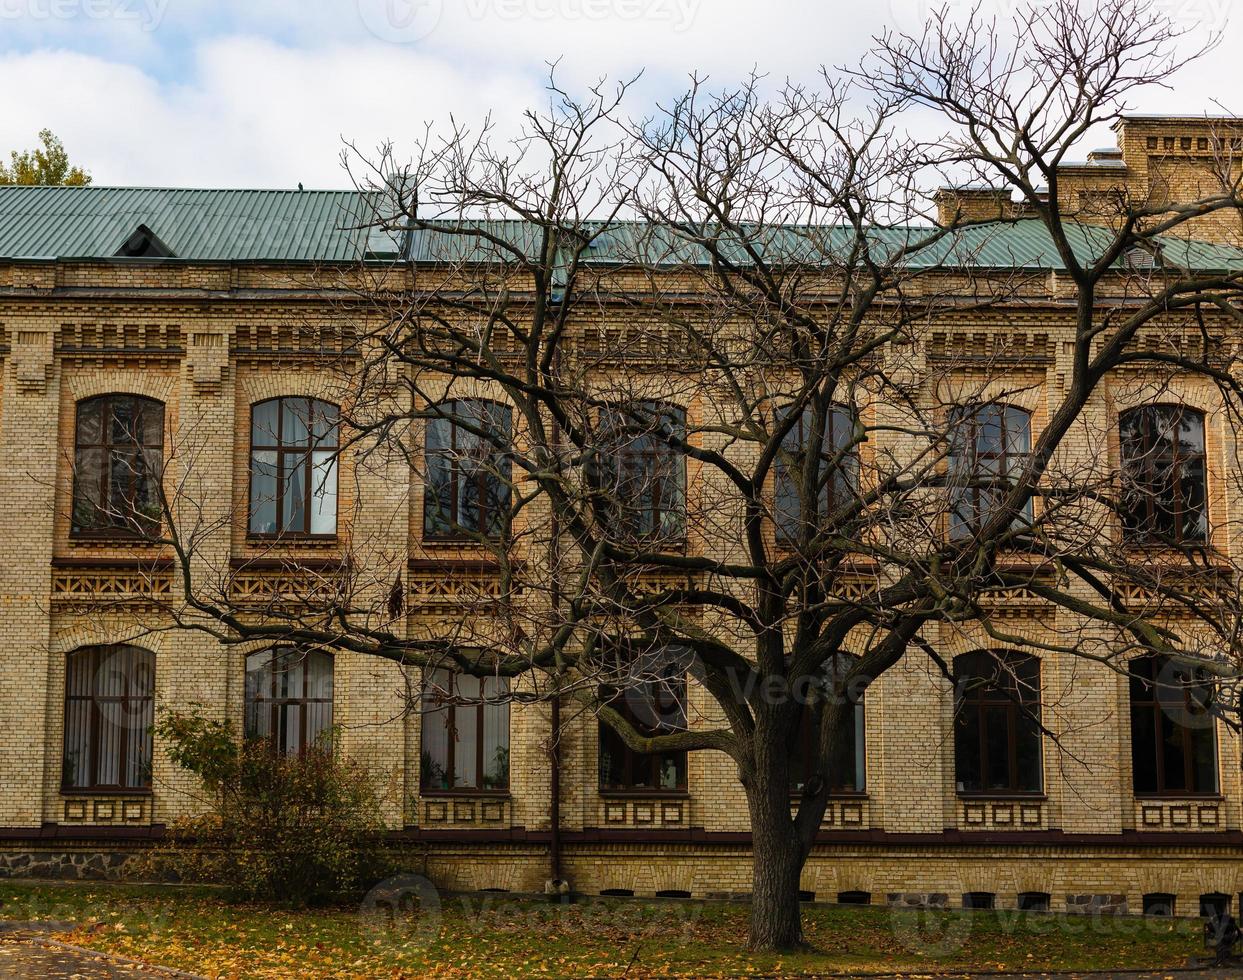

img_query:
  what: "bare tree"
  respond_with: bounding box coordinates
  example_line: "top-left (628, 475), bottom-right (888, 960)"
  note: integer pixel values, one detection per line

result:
top-left (86, 0), bottom-right (1243, 952)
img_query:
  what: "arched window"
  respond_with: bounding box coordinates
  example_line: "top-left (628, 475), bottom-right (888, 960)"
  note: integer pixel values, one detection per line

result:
top-left (423, 399), bottom-right (513, 540)
top-left (1129, 654), bottom-right (1217, 795)
top-left (954, 650), bottom-right (1042, 794)
top-left (774, 403), bottom-right (859, 540)
top-left (1120, 405), bottom-right (1207, 545)
top-left (420, 668), bottom-right (510, 792)
top-left (948, 403), bottom-right (1032, 540)
top-left (62, 645), bottom-right (154, 791)
top-left (790, 654), bottom-right (866, 795)
top-left (72, 394), bottom-right (164, 536)
top-left (248, 397), bottom-right (339, 536)
top-left (244, 649), bottom-right (334, 753)
top-left (598, 647), bottom-right (689, 793)
top-left (597, 401), bottom-right (686, 543)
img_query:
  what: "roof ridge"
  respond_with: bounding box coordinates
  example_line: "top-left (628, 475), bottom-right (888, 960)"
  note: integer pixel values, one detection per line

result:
top-left (0, 185), bottom-right (362, 194)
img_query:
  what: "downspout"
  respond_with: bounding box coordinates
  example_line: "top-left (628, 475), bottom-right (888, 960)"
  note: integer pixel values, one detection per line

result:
top-left (550, 691), bottom-right (563, 883)
top-left (547, 256), bottom-right (566, 894)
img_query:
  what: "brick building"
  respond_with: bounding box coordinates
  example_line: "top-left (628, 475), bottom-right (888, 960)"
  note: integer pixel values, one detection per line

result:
top-left (0, 114), bottom-right (1242, 917)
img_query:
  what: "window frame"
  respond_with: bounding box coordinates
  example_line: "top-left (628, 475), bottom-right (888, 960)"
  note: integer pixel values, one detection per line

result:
top-left (954, 650), bottom-right (1044, 796)
top-left (773, 402), bottom-right (860, 543)
top-left (790, 655), bottom-right (867, 797)
top-left (1128, 653), bottom-right (1219, 797)
top-left (70, 393), bottom-right (165, 539)
top-left (597, 656), bottom-right (689, 796)
top-left (948, 402), bottom-right (1033, 541)
top-left (422, 399), bottom-right (514, 542)
top-left (419, 668), bottom-right (511, 795)
top-left (597, 401), bottom-right (688, 546)
top-left (61, 645), bottom-right (155, 794)
top-left (243, 648), bottom-right (335, 754)
top-left (247, 397), bottom-right (340, 539)
top-left (1119, 404), bottom-right (1208, 547)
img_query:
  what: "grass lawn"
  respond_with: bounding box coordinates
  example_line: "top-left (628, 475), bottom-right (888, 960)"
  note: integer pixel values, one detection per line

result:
top-left (0, 880), bottom-right (1206, 978)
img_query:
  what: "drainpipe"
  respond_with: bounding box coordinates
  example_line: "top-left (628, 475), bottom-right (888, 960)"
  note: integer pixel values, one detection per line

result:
top-left (550, 691), bottom-right (563, 883)
top-left (545, 268), bottom-right (567, 897)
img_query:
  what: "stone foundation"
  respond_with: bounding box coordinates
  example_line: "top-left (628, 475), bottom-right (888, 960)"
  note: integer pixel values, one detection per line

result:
top-left (0, 849), bottom-right (143, 881)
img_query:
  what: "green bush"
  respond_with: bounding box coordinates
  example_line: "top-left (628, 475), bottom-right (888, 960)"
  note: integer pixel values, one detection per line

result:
top-left (151, 711), bottom-right (390, 906)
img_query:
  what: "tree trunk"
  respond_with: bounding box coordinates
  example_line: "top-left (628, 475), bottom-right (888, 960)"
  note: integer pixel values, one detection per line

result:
top-left (746, 774), bottom-right (809, 951)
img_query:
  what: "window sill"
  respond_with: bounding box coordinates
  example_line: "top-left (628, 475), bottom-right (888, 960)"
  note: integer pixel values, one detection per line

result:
top-left (60, 788), bottom-right (152, 797)
top-left (419, 789), bottom-right (511, 799)
top-left (244, 534), bottom-right (339, 545)
top-left (421, 535), bottom-right (507, 547)
top-left (790, 791), bottom-right (869, 800)
top-left (1134, 793), bottom-right (1224, 801)
top-left (598, 789), bottom-right (690, 799)
top-left (957, 792), bottom-right (1047, 801)
top-left (68, 534), bottom-right (161, 547)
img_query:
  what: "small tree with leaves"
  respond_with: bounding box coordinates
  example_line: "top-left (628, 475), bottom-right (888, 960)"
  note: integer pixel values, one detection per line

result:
top-left (0, 129), bottom-right (91, 186)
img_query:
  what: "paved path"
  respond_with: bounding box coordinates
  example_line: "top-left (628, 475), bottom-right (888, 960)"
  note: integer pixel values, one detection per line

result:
top-left (0, 927), bottom-right (201, 979)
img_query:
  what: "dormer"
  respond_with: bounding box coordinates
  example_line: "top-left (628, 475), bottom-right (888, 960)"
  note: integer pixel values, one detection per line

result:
top-left (114, 224), bottom-right (175, 259)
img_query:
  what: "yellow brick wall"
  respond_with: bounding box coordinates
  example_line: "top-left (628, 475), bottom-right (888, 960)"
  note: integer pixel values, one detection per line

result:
top-left (1, 118), bottom-right (1241, 903)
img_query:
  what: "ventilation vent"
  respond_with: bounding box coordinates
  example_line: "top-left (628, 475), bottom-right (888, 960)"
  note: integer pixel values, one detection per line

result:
top-left (655, 889), bottom-right (692, 899)
top-left (600, 888), bottom-right (634, 897)
top-left (115, 224), bottom-right (175, 259)
top-left (1124, 245), bottom-right (1160, 269)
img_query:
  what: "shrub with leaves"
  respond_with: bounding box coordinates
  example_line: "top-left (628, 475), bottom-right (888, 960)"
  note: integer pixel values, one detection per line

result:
top-left (151, 710), bottom-right (389, 905)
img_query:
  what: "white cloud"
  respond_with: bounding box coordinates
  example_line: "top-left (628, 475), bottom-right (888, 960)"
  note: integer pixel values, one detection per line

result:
top-left (0, 0), bottom-right (1235, 187)
top-left (0, 39), bottom-right (542, 187)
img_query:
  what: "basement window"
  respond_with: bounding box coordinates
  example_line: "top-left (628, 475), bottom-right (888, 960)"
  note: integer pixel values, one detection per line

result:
top-left (1201, 893), bottom-right (1231, 918)
top-left (963, 892), bottom-right (995, 910)
top-left (1143, 893), bottom-right (1176, 916)
top-left (1018, 892), bottom-right (1050, 912)
top-left (837, 890), bottom-right (871, 905)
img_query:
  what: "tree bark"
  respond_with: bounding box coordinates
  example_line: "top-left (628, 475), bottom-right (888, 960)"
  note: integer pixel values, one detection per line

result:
top-left (745, 770), bottom-right (808, 951)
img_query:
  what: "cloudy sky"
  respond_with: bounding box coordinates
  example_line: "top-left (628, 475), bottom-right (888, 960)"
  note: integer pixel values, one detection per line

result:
top-left (0, 0), bottom-right (1236, 188)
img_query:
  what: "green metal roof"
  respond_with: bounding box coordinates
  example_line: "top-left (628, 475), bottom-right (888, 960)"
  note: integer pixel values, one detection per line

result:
top-left (0, 185), bottom-right (395, 262)
top-left (407, 218), bottom-right (1243, 272)
top-left (0, 185), bottom-right (1238, 272)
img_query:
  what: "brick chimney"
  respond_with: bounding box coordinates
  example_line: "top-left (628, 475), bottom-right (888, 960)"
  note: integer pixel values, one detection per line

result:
top-left (934, 186), bottom-right (1017, 227)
